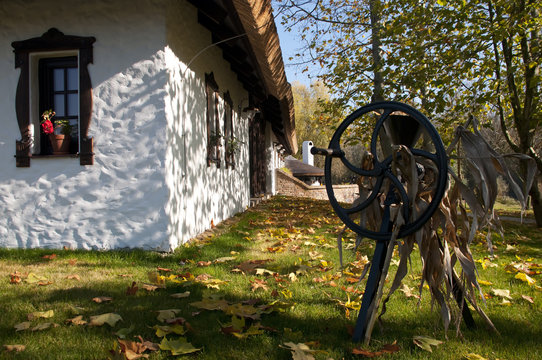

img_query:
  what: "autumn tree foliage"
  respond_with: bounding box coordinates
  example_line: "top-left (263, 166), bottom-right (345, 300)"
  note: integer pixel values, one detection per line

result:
top-left (276, 0), bottom-right (542, 226)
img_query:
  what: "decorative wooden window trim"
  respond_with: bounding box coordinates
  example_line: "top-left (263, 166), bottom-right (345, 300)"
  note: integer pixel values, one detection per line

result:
top-left (223, 91), bottom-right (235, 169)
top-left (205, 72), bottom-right (220, 167)
top-left (12, 28), bottom-right (95, 167)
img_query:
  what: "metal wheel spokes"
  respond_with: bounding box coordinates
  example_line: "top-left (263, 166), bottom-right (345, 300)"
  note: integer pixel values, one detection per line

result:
top-left (319, 101), bottom-right (448, 242)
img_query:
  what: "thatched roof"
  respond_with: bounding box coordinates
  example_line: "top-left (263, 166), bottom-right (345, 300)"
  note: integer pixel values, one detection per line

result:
top-left (189, 0), bottom-right (297, 154)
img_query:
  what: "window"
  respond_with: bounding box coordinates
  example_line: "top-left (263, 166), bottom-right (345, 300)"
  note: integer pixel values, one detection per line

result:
top-left (38, 56), bottom-right (79, 155)
top-left (12, 28), bottom-right (95, 167)
top-left (223, 91), bottom-right (235, 168)
top-left (205, 72), bottom-right (220, 167)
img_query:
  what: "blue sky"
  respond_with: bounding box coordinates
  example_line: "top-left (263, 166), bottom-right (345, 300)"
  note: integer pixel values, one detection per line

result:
top-left (275, 20), bottom-right (317, 87)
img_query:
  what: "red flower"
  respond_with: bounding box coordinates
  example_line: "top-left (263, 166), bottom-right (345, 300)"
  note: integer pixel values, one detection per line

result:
top-left (41, 119), bottom-right (54, 134)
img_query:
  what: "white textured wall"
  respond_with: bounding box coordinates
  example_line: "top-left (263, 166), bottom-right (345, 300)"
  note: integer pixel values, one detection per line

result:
top-left (164, 1), bottom-right (251, 247)
top-left (0, 0), bottom-right (251, 250)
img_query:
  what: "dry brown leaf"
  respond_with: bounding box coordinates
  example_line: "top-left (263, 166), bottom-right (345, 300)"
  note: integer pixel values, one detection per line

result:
top-left (92, 296), bottom-right (113, 303)
top-left (38, 281), bottom-right (53, 286)
top-left (126, 282), bottom-right (138, 295)
top-left (42, 254), bottom-right (57, 260)
top-left (65, 315), bottom-right (87, 326)
top-left (250, 279), bottom-right (269, 292)
top-left (142, 283), bottom-right (163, 292)
top-left (170, 291), bottom-right (190, 298)
top-left (3, 345), bottom-right (25, 352)
top-left (66, 274), bottom-right (81, 281)
top-left (521, 295), bottom-right (534, 304)
top-left (157, 267), bottom-right (172, 272)
top-left (68, 259), bottom-right (77, 266)
top-left (10, 271), bottom-right (23, 284)
top-left (352, 341), bottom-right (401, 357)
top-left (14, 322), bottom-right (32, 331)
top-left (31, 322), bottom-right (59, 331)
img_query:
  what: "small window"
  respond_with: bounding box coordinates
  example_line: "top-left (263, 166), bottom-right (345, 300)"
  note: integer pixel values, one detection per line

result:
top-left (223, 91), bottom-right (235, 168)
top-left (205, 73), bottom-right (220, 167)
top-left (12, 28), bottom-right (95, 167)
top-left (38, 56), bottom-right (79, 155)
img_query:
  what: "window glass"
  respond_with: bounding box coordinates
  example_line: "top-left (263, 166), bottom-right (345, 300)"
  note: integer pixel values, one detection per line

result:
top-left (67, 68), bottom-right (78, 91)
top-left (54, 94), bottom-right (65, 116)
top-left (53, 68), bottom-right (64, 91)
top-left (67, 94), bottom-right (78, 116)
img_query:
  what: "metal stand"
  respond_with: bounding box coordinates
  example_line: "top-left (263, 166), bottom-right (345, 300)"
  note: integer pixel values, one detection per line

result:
top-left (310, 101), bottom-right (474, 343)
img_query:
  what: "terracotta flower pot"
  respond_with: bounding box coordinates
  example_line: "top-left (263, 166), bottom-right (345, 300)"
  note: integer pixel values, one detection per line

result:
top-left (49, 134), bottom-right (70, 155)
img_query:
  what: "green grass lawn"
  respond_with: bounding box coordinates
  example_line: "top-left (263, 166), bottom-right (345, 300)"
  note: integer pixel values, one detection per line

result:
top-left (1, 196), bottom-right (541, 359)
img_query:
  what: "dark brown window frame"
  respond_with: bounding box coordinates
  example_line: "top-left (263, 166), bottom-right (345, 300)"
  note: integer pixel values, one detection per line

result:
top-left (38, 56), bottom-right (79, 155)
top-left (223, 91), bottom-right (235, 169)
top-left (205, 72), bottom-right (220, 167)
top-left (12, 28), bottom-right (95, 167)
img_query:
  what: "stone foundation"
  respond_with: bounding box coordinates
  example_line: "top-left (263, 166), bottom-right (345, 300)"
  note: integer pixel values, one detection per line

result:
top-left (276, 169), bottom-right (358, 203)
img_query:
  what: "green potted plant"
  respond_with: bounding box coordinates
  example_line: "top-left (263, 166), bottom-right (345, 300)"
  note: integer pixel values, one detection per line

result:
top-left (225, 136), bottom-right (243, 168)
top-left (40, 109), bottom-right (72, 155)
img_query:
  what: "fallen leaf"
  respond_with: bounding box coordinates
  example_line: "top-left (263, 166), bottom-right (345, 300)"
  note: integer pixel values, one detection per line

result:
top-left (399, 284), bottom-right (420, 299)
top-left (136, 336), bottom-right (160, 352)
top-left (3, 345), bottom-right (25, 352)
top-left (27, 310), bottom-right (54, 321)
top-left (65, 315), bottom-right (87, 326)
top-left (153, 324), bottom-right (186, 337)
top-left (478, 280), bottom-right (493, 286)
top-left (114, 324), bottom-right (135, 339)
top-left (68, 259), bottom-right (77, 266)
top-left (14, 322), bottom-right (32, 332)
top-left (250, 279), bottom-right (269, 292)
top-left (89, 313), bottom-right (122, 327)
top-left (352, 341), bottom-right (401, 357)
top-left (157, 267), bottom-right (172, 272)
top-left (280, 342), bottom-right (316, 360)
top-left (214, 256), bottom-right (236, 263)
top-left (31, 322), bottom-right (59, 331)
top-left (26, 272), bottom-right (49, 284)
top-left (126, 281), bottom-right (138, 295)
top-left (159, 337), bottom-right (201, 355)
top-left (515, 272), bottom-right (536, 286)
top-left (255, 268), bottom-right (276, 276)
top-left (38, 281), bottom-right (53, 286)
top-left (235, 259), bottom-right (272, 274)
top-left (491, 289), bottom-right (512, 300)
top-left (66, 274), bottom-right (81, 281)
top-left (156, 309), bottom-right (181, 323)
top-left (118, 339), bottom-right (147, 354)
top-left (142, 283), bottom-right (164, 292)
top-left (10, 271), bottom-right (22, 284)
top-left (197, 261), bottom-right (212, 267)
top-left (413, 336), bottom-right (442, 352)
top-left (92, 296), bottom-right (113, 303)
top-left (147, 272), bottom-right (166, 285)
top-left (42, 254), bottom-right (57, 260)
top-left (521, 294), bottom-right (534, 304)
top-left (170, 291), bottom-right (190, 298)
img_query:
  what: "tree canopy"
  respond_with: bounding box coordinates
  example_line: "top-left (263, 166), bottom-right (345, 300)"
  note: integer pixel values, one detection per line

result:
top-left (276, 0), bottom-right (542, 225)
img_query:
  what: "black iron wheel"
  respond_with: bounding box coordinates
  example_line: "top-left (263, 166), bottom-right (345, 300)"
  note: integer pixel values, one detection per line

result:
top-left (321, 101), bottom-right (448, 241)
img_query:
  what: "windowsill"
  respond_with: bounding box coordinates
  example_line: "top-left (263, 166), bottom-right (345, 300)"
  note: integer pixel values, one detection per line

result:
top-left (29, 153), bottom-right (80, 159)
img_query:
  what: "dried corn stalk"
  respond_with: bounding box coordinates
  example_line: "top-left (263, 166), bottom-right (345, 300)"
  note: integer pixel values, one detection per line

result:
top-left (343, 121), bottom-right (536, 343)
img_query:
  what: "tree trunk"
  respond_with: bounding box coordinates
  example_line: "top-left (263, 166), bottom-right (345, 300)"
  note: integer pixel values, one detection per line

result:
top-left (530, 178), bottom-right (542, 227)
top-left (369, 0), bottom-right (384, 102)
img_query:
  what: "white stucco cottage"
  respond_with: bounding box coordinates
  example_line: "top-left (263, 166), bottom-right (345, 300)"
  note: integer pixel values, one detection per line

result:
top-left (0, 0), bottom-right (297, 250)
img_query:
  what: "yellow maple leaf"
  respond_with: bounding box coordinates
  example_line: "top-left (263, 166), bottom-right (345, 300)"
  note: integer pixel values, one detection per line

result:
top-left (515, 272), bottom-right (536, 286)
